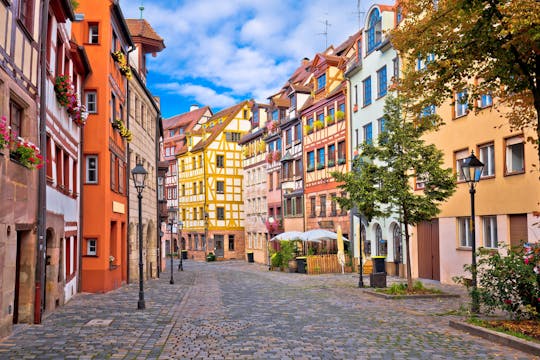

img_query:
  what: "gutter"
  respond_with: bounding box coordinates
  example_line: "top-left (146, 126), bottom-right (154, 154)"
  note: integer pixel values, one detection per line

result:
top-left (126, 45), bottom-right (136, 283)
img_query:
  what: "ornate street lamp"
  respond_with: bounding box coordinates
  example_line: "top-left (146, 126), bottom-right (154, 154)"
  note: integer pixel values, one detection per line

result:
top-left (178, 220), bottom-right (183, 271)
top-left (168, 207), bottom-right (176, 284)
top-left (460, 150), bottom-right (484, 313)
top-left (131, 163), bottom-right (147, 310)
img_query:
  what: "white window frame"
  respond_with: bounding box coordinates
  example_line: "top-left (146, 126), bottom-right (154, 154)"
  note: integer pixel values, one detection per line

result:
top-left (505, 136), bottom-right (525, 174)
top-left (455, 91), bottom-right (468, 118)
top-left (478, 143), bottom-right (495, 178)
top-left (455, 149), bottom-right (469, 182)
top-left (88, 24), bottom-right (99, 44)
top-left (87, 238), bottom-right (97, 256)
top-left (479, 94), bottom-right (493, 108)
top-left (483, 216), bottom-right (498, 249)
top-left (86, 155), bottom-right (98, 184)
top-left (458, 217), bottom-right (472, 247)
top-left (85, 91), bottom-right (97, 113)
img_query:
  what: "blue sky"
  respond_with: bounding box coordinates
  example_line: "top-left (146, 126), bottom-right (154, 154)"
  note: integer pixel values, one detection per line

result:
top-left (120, 0), bottom-right (390, 119)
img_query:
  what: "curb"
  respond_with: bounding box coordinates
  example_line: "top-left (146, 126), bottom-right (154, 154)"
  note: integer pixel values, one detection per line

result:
top-left (364, 289), bottom-right (460, 300)
top-left (449, 320), bottom-right (540, 356)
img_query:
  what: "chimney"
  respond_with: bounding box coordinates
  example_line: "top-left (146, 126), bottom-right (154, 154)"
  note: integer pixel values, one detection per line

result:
top-left (190, 104), bottom-right (199, 112)
top-left (302, 57), bottom-right (310, 65)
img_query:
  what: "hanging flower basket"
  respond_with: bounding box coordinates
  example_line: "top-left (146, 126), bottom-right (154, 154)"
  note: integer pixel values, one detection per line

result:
top-left (112, 119), bottom-right (133, 142)
top-left (0, 116), bottom-right (10, 151)
top-left (273, 150), bottom-right (281, 162)
top-left (11, 137), bottom-right (45, 169)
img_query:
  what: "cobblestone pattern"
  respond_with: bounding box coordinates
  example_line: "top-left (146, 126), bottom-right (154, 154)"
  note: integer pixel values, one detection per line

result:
top-left (0, 260), bottom-right (536, 359)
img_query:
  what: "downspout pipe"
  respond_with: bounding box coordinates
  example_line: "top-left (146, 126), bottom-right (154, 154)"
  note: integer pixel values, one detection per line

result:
top-left (155, 115), bottom-right (162, 277)
top-left (126, 45), bottom-right (136, 283)
top-left (35, 0), bottom-right (50, 324)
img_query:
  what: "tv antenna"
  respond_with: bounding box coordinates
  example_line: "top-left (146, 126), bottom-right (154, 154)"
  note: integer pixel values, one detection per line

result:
top-left (353, 0), bottom-right (366, 29)
top-left (317, 17), bottom-right (331, 49)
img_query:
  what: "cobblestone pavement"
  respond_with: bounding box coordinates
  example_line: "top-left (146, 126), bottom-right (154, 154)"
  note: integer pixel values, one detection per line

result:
top-left (0, 260), bottom-right (535, 359)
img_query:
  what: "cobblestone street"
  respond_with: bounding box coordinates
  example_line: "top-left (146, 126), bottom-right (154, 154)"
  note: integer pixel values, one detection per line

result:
top-left (0, 260), bottom-right (534, 359)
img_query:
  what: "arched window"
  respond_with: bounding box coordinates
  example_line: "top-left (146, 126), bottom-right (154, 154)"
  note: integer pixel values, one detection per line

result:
top-left (374, 223), bottom-right (386, 256)
top-left (361, 223), bottom-right (370, 257)
top-left (366, 8), bottom-right (382, 53)
top-left (392, 223), bottom-right (402, 263)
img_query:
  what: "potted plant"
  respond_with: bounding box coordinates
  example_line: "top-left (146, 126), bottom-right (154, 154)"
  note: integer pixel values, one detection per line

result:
top-left (11, 138), bottom-right (45, 169)
top-left (313, 120), bottom-right (324, 130)
top-left (0, 116), bottom-right (10, 152)
top-left (112, 119), bottom-right (133, 142)
top-left (335, 110), bottom-right (345, 121)
top-left (328, 159), bottom-right (335, 167)
top-left (325, 115), bottom-right (334, 126)
top-left (317, 162), bottom-right (325, 170)
top-left (338, 157), bottom-right (346, 165)
top-left (273, 150), bottom-right (281, 162)
top-left (304, 124), bottom-right (313, 134)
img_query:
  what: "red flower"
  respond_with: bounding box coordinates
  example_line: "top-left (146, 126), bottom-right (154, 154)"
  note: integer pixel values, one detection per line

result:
top-left (503, 299), bottom-right (512, 304)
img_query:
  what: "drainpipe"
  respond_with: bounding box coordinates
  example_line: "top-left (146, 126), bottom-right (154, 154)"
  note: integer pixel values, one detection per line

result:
top-left (344, 76), bottom-right (357, 264)
top-left (155, 115), bottom-right (161, 277)
top-left (126, 45), bottom-right (135, 283)
top-left (35, 0), bottom-right (50, 324)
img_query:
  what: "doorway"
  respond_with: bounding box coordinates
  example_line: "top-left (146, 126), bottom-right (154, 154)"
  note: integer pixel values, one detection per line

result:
top-left (417, 219), bottom-right (440, 281)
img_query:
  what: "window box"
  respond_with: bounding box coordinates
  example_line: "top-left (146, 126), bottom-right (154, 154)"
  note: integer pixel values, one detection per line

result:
top-left (337, 158), bottom-right (346, 165)
top-left (317, 163), bottom-right (325, 170)
top-left (327, 159), bottom-right (335, 167)
top-left (313, 120), bottom-right (324, 130)
top-left (325, 115), bottom-right (335, 126)
top-left (307, 165), bottom-right (315, 172)
top-left (304, 124), bottom-right (313, 134)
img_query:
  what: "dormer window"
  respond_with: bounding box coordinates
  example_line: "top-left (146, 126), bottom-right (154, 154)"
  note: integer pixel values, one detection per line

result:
top-left (317, 74), bottom-right (326, 91)
top-left (367, 8), bottom-right (382, 53)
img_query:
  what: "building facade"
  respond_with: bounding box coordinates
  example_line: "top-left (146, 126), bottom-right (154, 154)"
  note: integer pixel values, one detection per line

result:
top-left (240, 103), bottom-right (270, 264)
top-left (125, 18), bottom-right (164, 282)
top-left (74, 0), bottom-right (134, 292)
top-left (0, 0), bottom-right (42, 337)
top-left (44, 0), bottom-right (90, 312)
top-left (346, 4), bottom-right (404, 275)
top-left (179, 101), bottom-right (251, 260)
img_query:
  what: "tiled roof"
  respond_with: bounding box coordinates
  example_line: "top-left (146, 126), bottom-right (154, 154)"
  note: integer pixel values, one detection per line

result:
top-left (163, 106), bottom-right (211, 132)
top-left (126, 19), bottom-right (165, 52)
top-left (191, 101), bottom-right (249, 152)
top-left (334, 29), bottom-right (361, 56)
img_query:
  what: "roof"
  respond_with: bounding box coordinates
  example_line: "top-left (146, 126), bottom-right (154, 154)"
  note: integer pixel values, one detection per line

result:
top-left (191, 101), bottom-right (249, 152)
top-left (334, 29), bottom-right (361, 56)
top-left (126, 19), bottom-right (165, 54)
top-left (163, 106), bottom-right (211, 131)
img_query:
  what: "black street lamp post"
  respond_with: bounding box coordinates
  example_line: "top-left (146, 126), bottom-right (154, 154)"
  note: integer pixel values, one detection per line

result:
top-left (460, 151), bottom-right (484, 314)
top-left (267, 216), bottom-right (275, 270)
top-left (131, 163), bottom-right (148, 310)
top-left (178, 220), bottom-right (183, 271)
top-left (357, 213), bottom-right (364, 288)
top-left (168, 208), bottom-right (176, 284)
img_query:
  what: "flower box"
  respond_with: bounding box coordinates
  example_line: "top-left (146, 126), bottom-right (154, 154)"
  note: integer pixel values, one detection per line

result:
top-left (338, 158), bottom-right (346, 165)
top-left (317, 163), bottom-right (325, 170)
top-left (304, 124), bottom-right (313, 134)
top-left (313, 120), bottom-right (324, 130)
top-left (328, 159), bottom-right (335, 167)
top-left (336, 110), bottom-right (345, 121)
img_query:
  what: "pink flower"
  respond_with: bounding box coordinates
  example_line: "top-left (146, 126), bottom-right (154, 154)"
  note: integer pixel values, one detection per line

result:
top-left (503, 299), bottom-right (512, 304)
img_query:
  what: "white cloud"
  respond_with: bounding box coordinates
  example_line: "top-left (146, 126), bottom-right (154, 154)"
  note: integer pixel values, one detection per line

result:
top-left (120, 1), bottom-right (390, 111)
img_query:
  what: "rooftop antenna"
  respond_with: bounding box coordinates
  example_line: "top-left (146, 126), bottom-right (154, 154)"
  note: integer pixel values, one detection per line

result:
top-left (353, 0), bottom-right (366, 29)
top-left (139, 1), bottom-right (144, 19)
top-left (317, 16), bottom-right (331, 49)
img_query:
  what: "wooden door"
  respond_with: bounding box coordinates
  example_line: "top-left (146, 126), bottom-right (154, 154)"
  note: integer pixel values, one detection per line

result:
top-left (509, 214), bottom-right (528, 248)
top-left (417, 219), bottom-right (440, 281)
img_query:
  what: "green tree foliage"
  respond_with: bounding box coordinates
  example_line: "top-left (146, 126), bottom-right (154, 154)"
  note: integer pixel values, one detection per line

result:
top-left (391, 0), bottom-right (540, 161)
top-left (334, 95), bottom-right (456, 289)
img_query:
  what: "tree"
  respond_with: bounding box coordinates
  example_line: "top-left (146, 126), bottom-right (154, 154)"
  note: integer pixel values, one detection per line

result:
top-left (391, 0), bottom-right (540, 162)
top-left (336, 95), bottom-right (456, 289)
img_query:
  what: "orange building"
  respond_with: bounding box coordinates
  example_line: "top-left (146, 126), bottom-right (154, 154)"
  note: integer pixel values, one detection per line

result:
top-left (73, 0), bottom-right (134, 292)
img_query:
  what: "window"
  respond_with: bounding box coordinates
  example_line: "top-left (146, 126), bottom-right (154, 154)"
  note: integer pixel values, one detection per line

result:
top-left (9, 99), bottom-right (23, 142)
top-left (420, 105), bottom-right (436, 118)
top-left (18, 0), bottom-right (34, 32)
top-left (110, 93), bottom-right (116, 122)
top-left (454, 149), bottom-right (469, 182)
top-left (217, 181), bottom-right (224, 194)
top-left (363, 123), bottom-right (373, 144)
top-left (226, 132), bottom-right (241, 142)
top-left (268, 172), bottom-right (273, 190)
top-left (478, 143), bottom-right (495, 177)
top-left (328, 144), bottom-right (335, 166)
top-left (181, 184), bottom-right (185, 196)
top-left (294, 123), bottom-right (302, 141)
top-left (455, 91), bottom-right (468, 117)
top-left (86, 91), bottom-right (97, 113)
top-left (286, 128), bottom-right (292, 146)
top-left (294, 159), bottom-right (302, 176)
top-left (307, 151), bottom-right (315, 171)
top-left (110, 153), bottom-right (116, 191)
top-left (228, 235), bottom-right (235, 251)
top-left (375, 224), bottom-right (387, 256)
top-left (88, 23), bottom-right (99, 44)
top-left (458, 217), bottom-right (472, 247)
top-left (86, 238), bottom-right (97, 256)
top-left (479, 94), bottom-right (493, 108)
top-left (310, 197), bottom-right (316, 217)
top-left (366, 8), bottom-right (381, 53)
top-left (217, 207), bottom-right (225, 220)
top-left (330, 193), bottom-right (337, 216)
top-left (319, 195), bottom-right (326, 217)
top-left (199, 181), bottom-right (203, 194)
top-left (377, 66), bottom-right (387, 98)
top-left (317, 73), bottom-right (326, 91)
top-left (483, 216), bottom-right (498, 249)
top-left (378, 118), bottom-right (386, 136)
top-left (363, 77), bottom-right (372, 106)
top-left (340, 191), bottom-right (348, 215)
top-left (317, 148), bottom-right (325, 169)
top-left (193, 182), bottom-right (197, 195)
top-left (338, 141), bottom-right (346, 163)
top-left (216, 155), bottom-right (224, 168)
top-left (505, 136), bottom-right (524, 174)
top-left (417, 53), bottom-right (435, 71)
top-left (169, 129), bottom-right (175, 137)
top-left (393, 57), bottom-right (399, 81)
top-left (193, 207), bottom-right (198, 220)
top-left (415, 172), bottom-right (428, 190)
top-left (86, 155), bottom-right (98, 184)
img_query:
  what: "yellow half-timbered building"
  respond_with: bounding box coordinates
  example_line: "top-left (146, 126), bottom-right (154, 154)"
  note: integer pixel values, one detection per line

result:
top-left (178, 101), bottom-right (252, 260)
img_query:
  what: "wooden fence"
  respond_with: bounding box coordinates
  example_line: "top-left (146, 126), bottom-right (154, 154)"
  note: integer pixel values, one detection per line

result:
top-left (306, 254), bottom-right (372, 275)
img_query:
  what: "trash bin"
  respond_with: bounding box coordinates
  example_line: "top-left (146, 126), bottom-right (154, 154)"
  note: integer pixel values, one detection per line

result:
top-left (372, 256), bottom-right (386, 274)
top-left (181, 250), bottom-right (188, 260)
top-left (296, 256), bottom-right (307, 274)
top-left (247, 251), bottom-right (254, 263)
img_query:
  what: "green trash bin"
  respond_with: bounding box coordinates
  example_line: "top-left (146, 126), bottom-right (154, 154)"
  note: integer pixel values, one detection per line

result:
top-left (247, 251), bottom-right (254, 263)
top-left (372, 256), bottom-right (386, 273)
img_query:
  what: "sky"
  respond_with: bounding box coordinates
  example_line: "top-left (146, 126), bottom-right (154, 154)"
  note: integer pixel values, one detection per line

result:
top-left (120, 0), bottom-right (392, 119)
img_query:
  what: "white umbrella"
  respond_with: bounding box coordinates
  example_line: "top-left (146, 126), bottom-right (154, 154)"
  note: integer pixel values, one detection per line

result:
top-left (270, 231), bottom-right (304, 242)
top-left (300, 229), bottom-right (349, 242)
